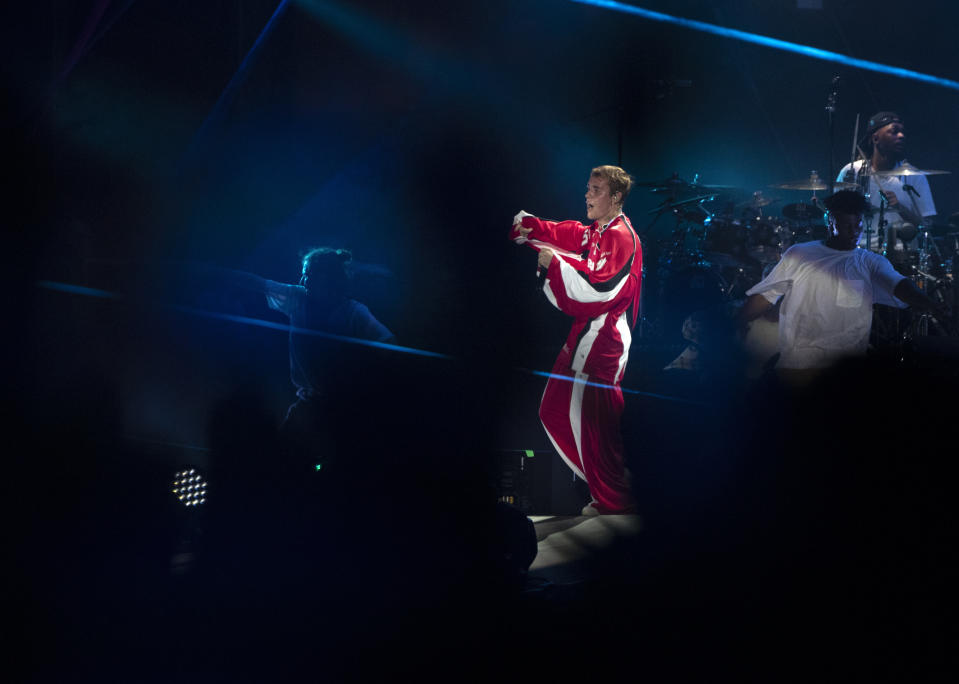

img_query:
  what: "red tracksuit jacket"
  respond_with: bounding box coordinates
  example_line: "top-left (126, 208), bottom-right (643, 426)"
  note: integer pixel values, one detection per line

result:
top-left (511, 213), bottom-right (642, 384)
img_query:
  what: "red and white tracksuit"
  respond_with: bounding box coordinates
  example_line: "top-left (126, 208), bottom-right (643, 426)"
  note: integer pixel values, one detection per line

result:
top-left (510, 212), bottom-right (642, 513)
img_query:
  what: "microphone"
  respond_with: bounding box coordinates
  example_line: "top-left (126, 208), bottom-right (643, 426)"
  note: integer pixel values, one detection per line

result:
top-left (536, 248), bottom-right (551, 281)
top-left (826, 75), bottom-right (840, 112)
top-left (903, 184), bottom-right (921, 199)
top-left (534, 264), bottom-right (545, 293)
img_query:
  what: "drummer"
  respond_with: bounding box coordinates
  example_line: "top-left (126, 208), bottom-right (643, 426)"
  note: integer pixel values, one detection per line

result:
top-left (836, 111), bottom-right (938, 250)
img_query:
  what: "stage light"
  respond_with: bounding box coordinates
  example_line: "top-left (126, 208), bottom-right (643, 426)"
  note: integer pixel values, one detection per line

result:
top-left (172, 468), bottom-right (208, 507)
top-left (569, 0), bottom-right (959, 92)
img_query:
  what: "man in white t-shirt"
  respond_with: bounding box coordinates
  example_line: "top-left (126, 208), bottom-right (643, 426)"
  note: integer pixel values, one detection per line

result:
top-left (739, 190), bottom-right (944, 377)
top-left (836, 111), bottom-right (937, 251)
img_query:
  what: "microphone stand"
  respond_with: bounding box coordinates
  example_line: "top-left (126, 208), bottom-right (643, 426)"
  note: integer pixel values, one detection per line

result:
top-left (825, 76), bottom-right (840, 195)
top-left (876, 191), bottom-right (888, 255)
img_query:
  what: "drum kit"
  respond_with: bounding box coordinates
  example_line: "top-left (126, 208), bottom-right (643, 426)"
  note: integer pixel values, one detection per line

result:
top-left (637, 168), bottom-right (957, 347)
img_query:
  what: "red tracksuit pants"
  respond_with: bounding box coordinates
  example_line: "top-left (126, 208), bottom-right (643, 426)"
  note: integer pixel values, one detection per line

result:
top-left (538, 360), bottom-right (634, 514)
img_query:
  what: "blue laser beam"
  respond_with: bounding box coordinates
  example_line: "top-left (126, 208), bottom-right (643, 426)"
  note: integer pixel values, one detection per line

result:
top-left (181, 0), bottom-right (293, 165)
top-left (569, 0), bottom-right (959, 92)
top-left (37, 280), bottom-right (123, 300)
top-left (525, 370), bottom-right (709, 406)
top-left (169, 303), bottom-right (453, 359)
top-left (36, 279), bottom-right (451, 360)
top-left (37, 279), bottom-right (704, 404)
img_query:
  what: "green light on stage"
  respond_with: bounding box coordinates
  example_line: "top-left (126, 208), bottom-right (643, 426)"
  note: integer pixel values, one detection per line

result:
top-left (525, 450), bottom-right (534, 458)
top-left (315, 463), bottom-right (323, 471)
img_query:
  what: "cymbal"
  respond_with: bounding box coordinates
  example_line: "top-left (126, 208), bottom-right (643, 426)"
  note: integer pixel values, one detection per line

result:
top-left (649, 185), bottom-right (741, 199)
top-left (637, 175), bottom-right (692, 189)
top-left (691, 183), bottom-right (742, 190)
top-left (782, 202), bottom-right (819, 220)
top-left (647, 194), bottom-right (718, 214)
top-left (639, 174), bottom-right (743, 195)
top-left (771, 179), bottom-right (859, 191)
top-left (738, 194), bottom-right (778, 209)
top-left (861, 163), bottom-right (951, 177)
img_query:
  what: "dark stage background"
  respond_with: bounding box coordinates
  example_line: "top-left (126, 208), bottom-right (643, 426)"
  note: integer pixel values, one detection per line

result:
top-left (6, 1), bottom-right (959, 679)
top-left (9, 0), bottom-right (958, 450)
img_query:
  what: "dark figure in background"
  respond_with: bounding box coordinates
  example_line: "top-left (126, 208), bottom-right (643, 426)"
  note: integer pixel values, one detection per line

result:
top-left (196, 247), bottom-right (395, 465)
top-left (266, 248), bottom-right (394, 384)
top-left (273, 248), bottom-right (395, 464)
top-left (837, 111), bottom-right (938, 251)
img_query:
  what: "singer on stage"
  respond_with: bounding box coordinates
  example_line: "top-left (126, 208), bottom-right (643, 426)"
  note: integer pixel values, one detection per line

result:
top-left (509, 165), bottom-right (642, 515)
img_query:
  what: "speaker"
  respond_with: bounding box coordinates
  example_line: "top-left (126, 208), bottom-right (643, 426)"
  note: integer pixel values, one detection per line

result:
top-left (495, 449), bottom-right (587, 516)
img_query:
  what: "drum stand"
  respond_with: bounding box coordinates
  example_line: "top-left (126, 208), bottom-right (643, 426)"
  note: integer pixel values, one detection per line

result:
top-left (916, 224), bottom-right (945, 284)
top-left (875, 192), bottom-right (888, 255)
top-left (873, 251), bottom-right (956, 357)
top-left (910, 230), bottom-right (956, 338)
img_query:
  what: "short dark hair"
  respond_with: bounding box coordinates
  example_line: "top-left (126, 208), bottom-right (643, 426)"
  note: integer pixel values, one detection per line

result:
top-left (823, 189), bottom-right (868, 215)
top-left (300, 247), bottom-right (352, 291)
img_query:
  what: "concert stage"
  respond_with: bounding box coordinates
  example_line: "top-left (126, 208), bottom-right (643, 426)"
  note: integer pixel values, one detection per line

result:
top-left (528, 513), bottom-right (643, 584)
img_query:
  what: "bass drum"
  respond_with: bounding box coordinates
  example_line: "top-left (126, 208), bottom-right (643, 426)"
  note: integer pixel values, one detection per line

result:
top-left (789, 221), bottom-right (827, 246)
top-left (655, 264), bottom-right (730, 343)
top-left (700, 219), bottom-right (748, 263)
top-left (746, 218), bottom-right (791, 265)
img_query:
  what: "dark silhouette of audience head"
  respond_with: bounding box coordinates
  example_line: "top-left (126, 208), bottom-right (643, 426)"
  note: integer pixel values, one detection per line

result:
top-left (299, 246), bottom-right (352, 298)
top-left (822, 188), bottom-right (869, 215)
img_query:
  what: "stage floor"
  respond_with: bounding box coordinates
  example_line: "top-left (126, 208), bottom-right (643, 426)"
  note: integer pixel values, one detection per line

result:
top-left (527, 514), bottom-right (643, 584)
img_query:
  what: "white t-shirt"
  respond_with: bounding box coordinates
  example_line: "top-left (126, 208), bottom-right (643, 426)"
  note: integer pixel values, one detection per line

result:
top-left (837, 160), bottom-right (937, 249)
top-left (745, 241), bottom-right (907, 369)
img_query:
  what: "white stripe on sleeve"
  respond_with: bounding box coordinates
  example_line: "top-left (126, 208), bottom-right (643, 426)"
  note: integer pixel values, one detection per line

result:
top-left (557, 258), bottom-right (628, 303)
